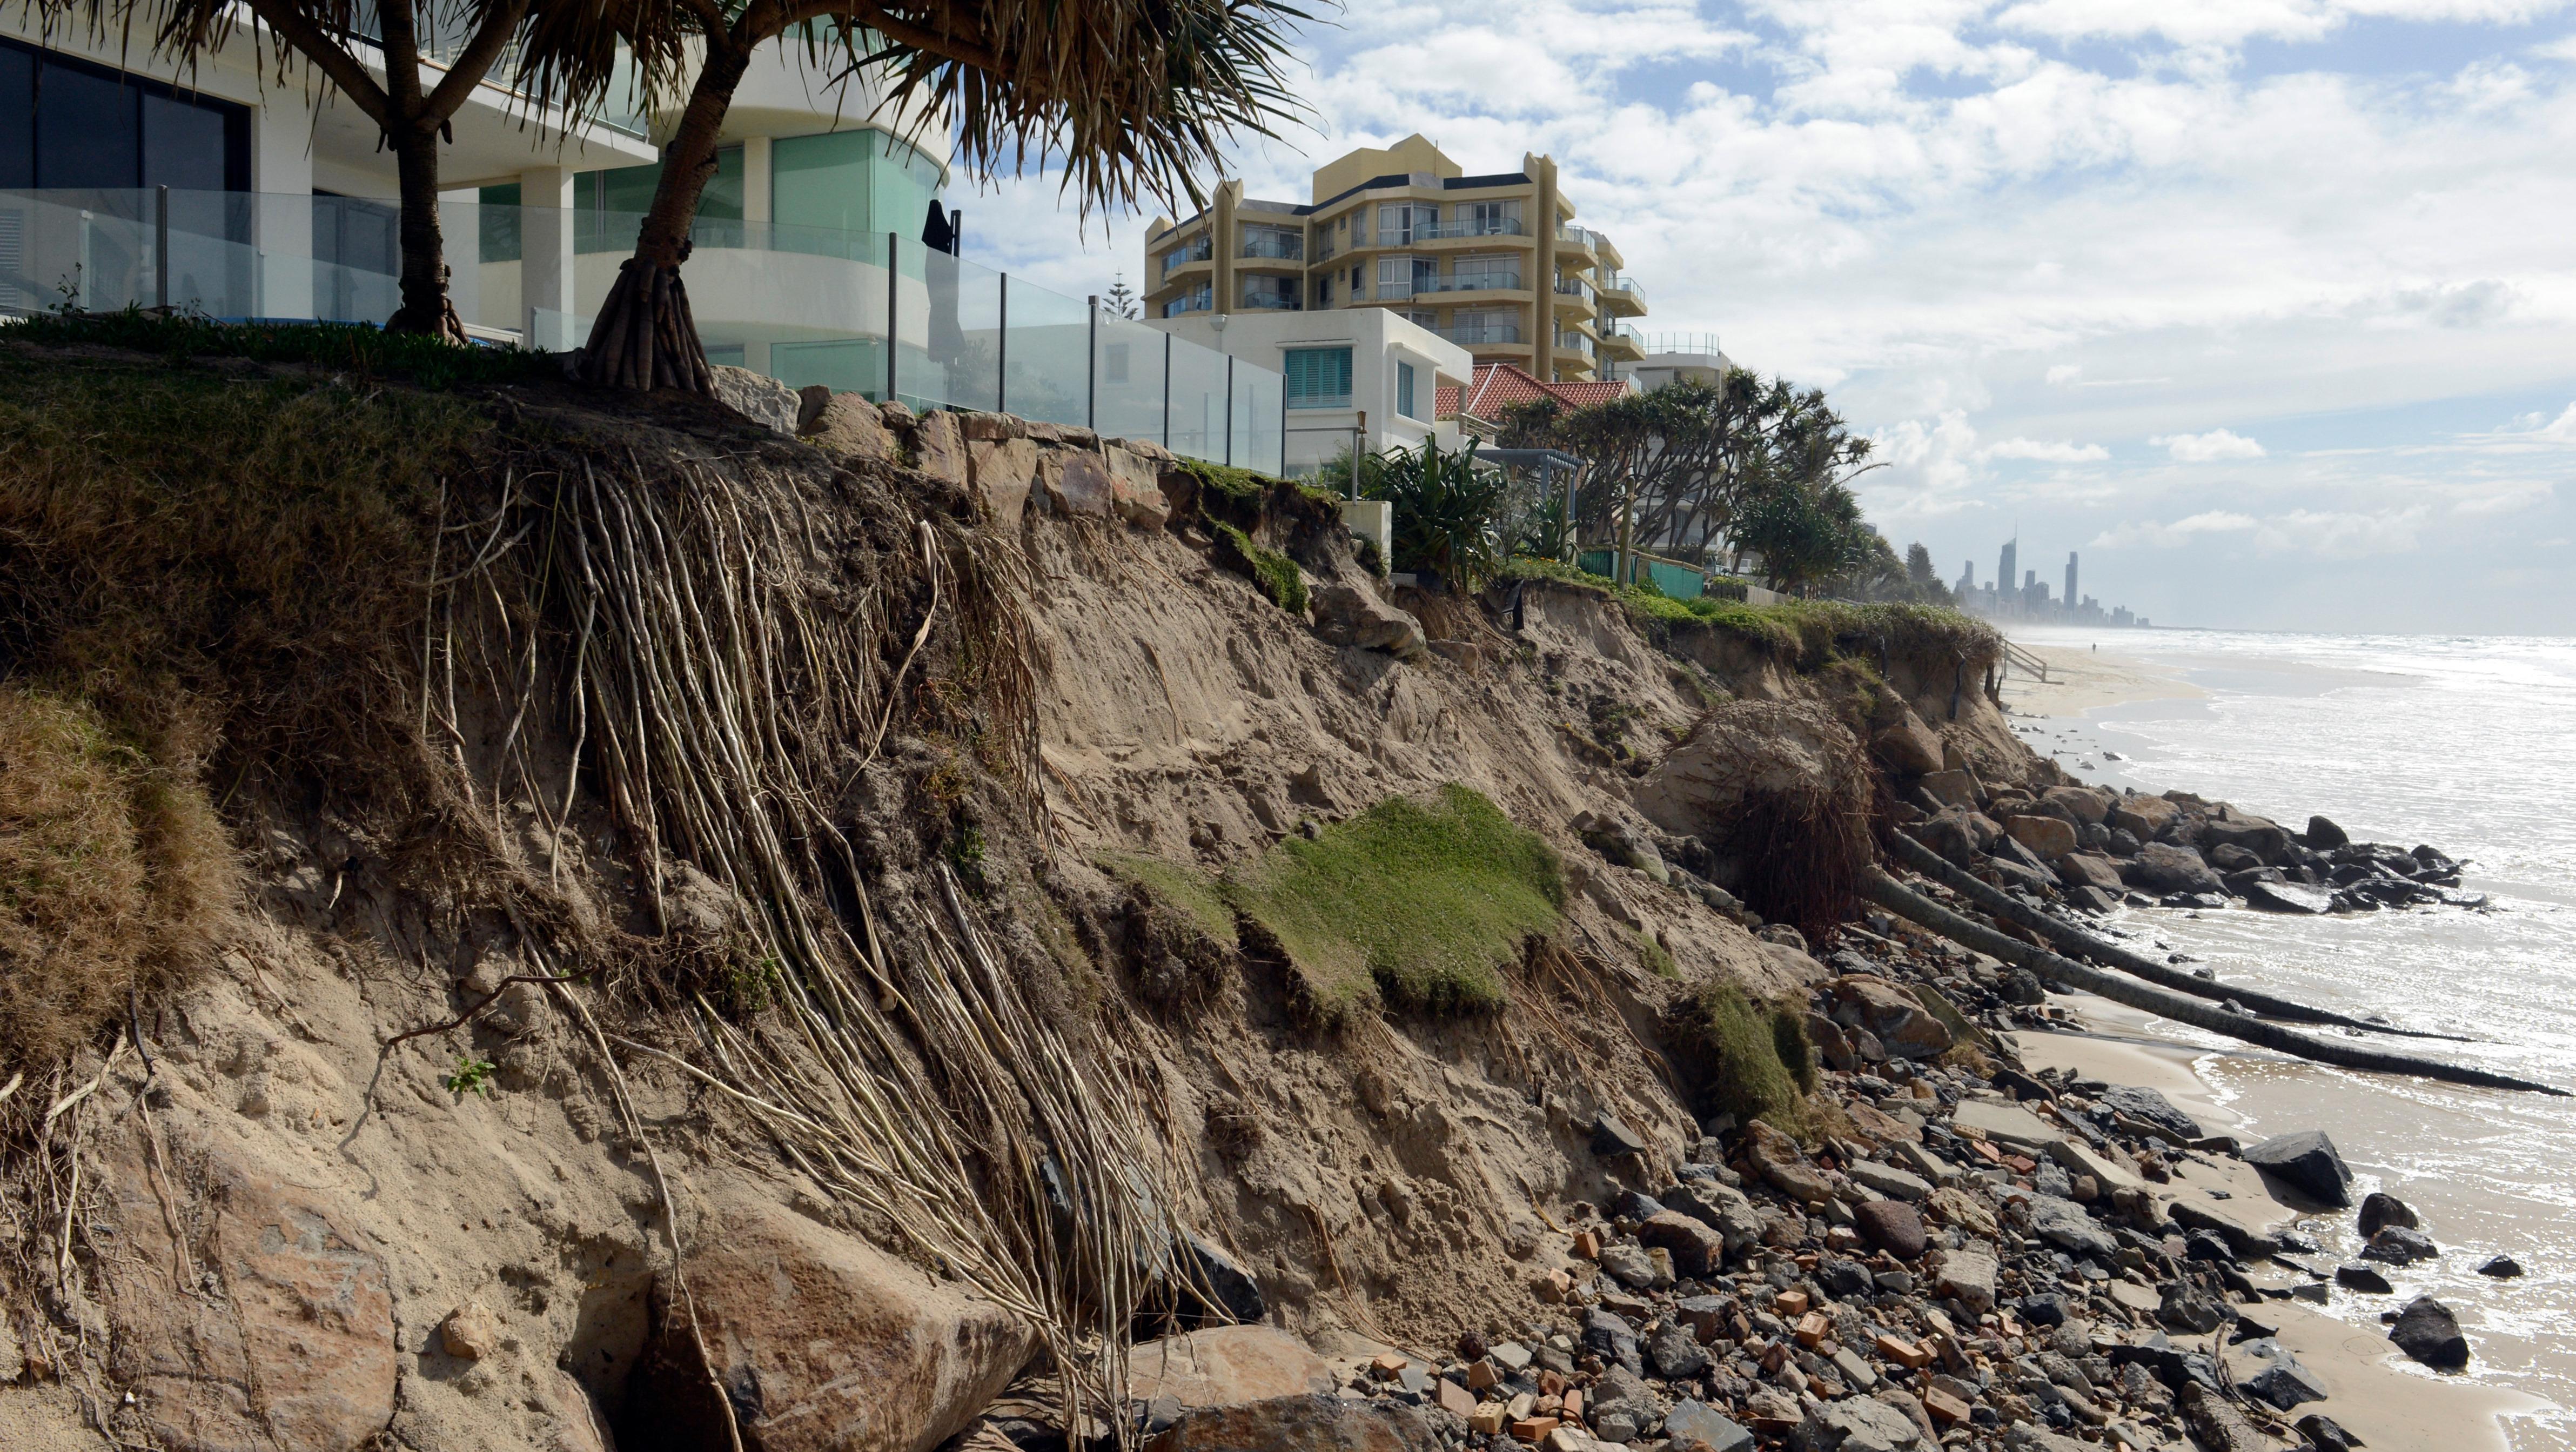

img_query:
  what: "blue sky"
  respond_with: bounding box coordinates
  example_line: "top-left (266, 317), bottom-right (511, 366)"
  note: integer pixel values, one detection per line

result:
top-left (961, 0), bottom-right (2576, 634)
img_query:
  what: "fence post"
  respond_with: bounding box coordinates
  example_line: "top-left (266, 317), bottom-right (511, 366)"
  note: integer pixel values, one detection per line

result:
top-left (154, 185), bottom-right (169, 311)
top-left (1162, 331), bottom-right (1172, 449)
top-left (885, 231), bottom-right (899, 404)
top-left (1086, 295), bottom-right (1099, 431)
top-left (1224, 354), bottom-right (1235, 467)
top-left (996, 272), bottom-right (1009, 416)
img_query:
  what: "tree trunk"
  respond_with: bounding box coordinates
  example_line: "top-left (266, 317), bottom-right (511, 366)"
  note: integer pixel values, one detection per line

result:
top-left (383, 116), bottom-right (466, 339)
top-left (578, 44), bottom-right (753, 394)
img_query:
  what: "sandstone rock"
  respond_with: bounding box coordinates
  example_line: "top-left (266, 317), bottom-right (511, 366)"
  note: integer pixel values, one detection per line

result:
top-left (2244, 1130), bottom-right (2354, 1207)
top-left (1855, 1200), bottom-right (1928, 1259)
top-left (1745, 1121), bottom-right (1839, 1205)
top-left (1662, 1180), bottom-right (1766, 1254)
top-left (99, 1128), bottom-right (397, 1452)
top-left (2201, 817), bottom-right (2288, 864)
top-left (1310, 584), bottom-right (1425, 657)
top-left (623, 1189), bottom-right (1041, 1452)
top-left (2108, 795), bottom-right (2178, 841)
top-left (1664, 1400), bottom-right (1754, 1451)
top-left (1102, 445), bottom-right (1173, 527)
top-left (2179, 1384), bottom-right (2270, 1452)
top-left (1639, 1211), bottom-right (1726, 1279)
top-left (1950, 1098), bottom-right (2057, 1150)
top-left (956, 410), bottom-right (1025, 442)
top-left (2005, 814), bottom-right (2078, 860)
top-left (2390, 1296), bottom-right (2470, 1369)
top-left (2358, 1190), bottom-right (2418, 1237)
top-left (2123, 842), bottom-right (2223, 895)
top-left (710, 364), bottom-right (799, 434)
top-left (1916, 808), bottom-right (1999, 866)
top-left (1039, 446), bottom-right (1117, 516)
top-left (1924, 1187), bottom-right (1998, 1239)
top-left (1827, 976), bottom-right (1953, 1061)
top-left (1144, 1393), bottom-right (1437, 1450)
top-left (1794, 1393), bottom-right (1923, 1450)
top-left (1935, 1250), bottom-right (1998, 1315)
top-left (1128, 1325), bottom-right (1335, 1415)
top-left (2042, 1137), bottom-right (2141, 1193)
top-left (798, 389), bottom-right (898, 463)
top-left (1847, 1161), bottom-right (1933, 1202)
top-left (2055, 852), bottom-right (2124, 893)
top-left (2101, 1085), bottom-right (2202, 1141)
top-left (440, 1300), bottom-right (501, 1360)
top-left (1918, 768), bottom-right (1981, 810)
top-left (908, 407), bottom-right (969, 489)
top-left (968, 438), bottom-right (1040, 528)
top-left (2038, 786), bottom-right (2111, 825)
top-left (1871, 710), bottom-right (1944, 776)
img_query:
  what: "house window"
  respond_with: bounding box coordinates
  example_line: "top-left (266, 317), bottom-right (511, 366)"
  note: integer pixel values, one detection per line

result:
top-left (0, 37), bottom-right (251, 191)
top-left (1376, 255), bottom-right (1433, 298)
top-left (1314, 273), bottom-right (1334, 306)
top-left (1397, 361), bottom-right (1419, 420)
top-left (1463, 200), bottom-right (1522, 236)
top-left (1285, 346), bottom-right (1353, 410)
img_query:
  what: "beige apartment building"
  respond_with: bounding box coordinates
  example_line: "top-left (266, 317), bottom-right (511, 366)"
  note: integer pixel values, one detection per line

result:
top-left (1143, 135), bottom-right (1647, 385)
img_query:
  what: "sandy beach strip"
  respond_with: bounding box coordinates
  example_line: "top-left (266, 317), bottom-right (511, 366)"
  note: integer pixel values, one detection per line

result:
top-left (2017, 1004), bottom-right (2552, 1451)
top-left (1996, 632), bottom-right (2204, 717)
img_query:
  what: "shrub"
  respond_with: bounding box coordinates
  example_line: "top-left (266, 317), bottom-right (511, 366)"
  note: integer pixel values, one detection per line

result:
top-left (1364, 439), bottom-right (1508, 591)
top-left (2, 308), bottom-right (553, 389)
top-left (1670, 981), bottom-right (1809, 1125)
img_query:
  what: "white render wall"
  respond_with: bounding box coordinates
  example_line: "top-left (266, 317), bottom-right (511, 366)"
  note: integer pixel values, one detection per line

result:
top-left (1151, 308), bottom-right (1472, 476)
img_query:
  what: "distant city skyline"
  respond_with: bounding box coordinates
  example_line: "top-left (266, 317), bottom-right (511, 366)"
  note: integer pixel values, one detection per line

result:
top-left (1955, 538), bottom-right (2147, 629)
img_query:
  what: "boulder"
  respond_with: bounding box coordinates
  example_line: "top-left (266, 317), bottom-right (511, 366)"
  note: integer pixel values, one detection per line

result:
top-left (1918, 768), bottom-right (1981, 810)
top-left (710, 364), bottom-right (800, 434)
top-left (2242, 879), bottom-right (2333, 914)
top-left (2390, 1296), bottom-right (2470, 1369)
top-left (1794, 1393), bottom-right (1923, 1451)
top-left (1177, 1233), bottom-right (1267, 1326)
top-left (2244, 1130), bottom-right (2354, 1207)
top-left (97, 1126), bottom-right (398, 1452)
top-left (440, 1300), bottom-right (502, 1361)
top-left (1745, 1121), bottom-right (1839, 1205)
top-left (2123, 842), bottom-right (2224, 895)
top-left (2108, 795), bottom-right (2178, 841)
top-left (1128, 1326), bottom-right (1334, 1415)
top-left (1648, 1322), bottom-right (1713, 1380)
top-left (2005, 814), bottom-right (2079, 860)
top-left (956, 410), bottom-right (1026, 442)
top-left (2304, 815), bottom-right (2351, 849)
top-left (1039, 447), bottom-right (1118, 516)
top-left (2238, 1359), bottom-right (2329, 1411)
top-left (2478, 1254), bottom-right (2524, 1279)
top-left (1934, 1250), bottom-right (1998, 1315)
top-left (1309, 584), bottom-right (1425, 657)
top-left (2360, 1226), bottom-right (2439, 1265)
top-left (1102, 445), bottom-right (1173, 527)
top-left (2039, 786), bottom-right (2112, 825)
top-left (967, 438), bottom-right (1041, 527)
top-left (2335, 1263), bottom-right (2393, 1294)
top-left (1950, 1098), bottom-right (2057, 1150)
top-left (1827, 975), bottom-right (1953, 1060)
top-left (1662, 1179), bottom-right (1767, 1254)
top-left (2158, 1280), bottom-right (2234, 1334)
top-left (1847, 1161), bottom-right (1934, 1202)
top-left (2357, 1191), bottom-right (2418, 1238)
top-left (1872, 708), bottom-right (1946, 775)
top-left (2099, 1085), bottom-right (2202, 1141)
top-left (2297, 1414), bottom-right (2365, 1452)
top-left (911, 409), bottom-right (970, 490)
top-left (2179, 1383), bottom-right (2271, 1452)
top-left (1639, 1210), bottom-right (1727, 1278)
top-left (1143, 1393), bottom-right (1437, 1450)
top-left (2026, 1195), bottom-right (2119, 1261)
top-left (2055, 852), bottom-right (2125, 893)
top-left (798, 389), bottom-right (898, 463)
top-left (1924, 1187), bottom-right (1998, 1239)
top-left (622, 1189), bottom-right (1041, 1452)
top-left (2201, 817), bottom-right (2289, 864)
top-left (1854, 1200), bottom-right (1928, 1259)
top-left (1580, 1308), bottom-right (1643, 1376)
top-left (1916, 808), bottom-right (2000, 867)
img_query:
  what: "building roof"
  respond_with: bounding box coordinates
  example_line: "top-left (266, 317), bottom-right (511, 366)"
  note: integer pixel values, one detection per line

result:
top-left (1437, 362), bottom-right (1632, 420)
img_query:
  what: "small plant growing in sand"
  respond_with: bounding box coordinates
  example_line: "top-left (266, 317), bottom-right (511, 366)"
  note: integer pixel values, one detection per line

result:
top-left (446, 1053), bottom-right (498, 1099)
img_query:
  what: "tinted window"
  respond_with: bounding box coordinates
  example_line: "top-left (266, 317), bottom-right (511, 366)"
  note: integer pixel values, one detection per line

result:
top-left (0, 44), bottom-right (32, 188)
top-left (142, 91), bottom-right (229, 190)
top-left (37, 58), bottom-right (137, 189)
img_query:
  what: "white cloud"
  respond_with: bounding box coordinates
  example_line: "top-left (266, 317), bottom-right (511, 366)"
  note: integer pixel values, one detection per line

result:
top-left (2090, 511), bottom-right (2260, 548)
top-left (2256, 507), bottom-right (2431, 558)
top-left (1984, 437), bottom-right (2110, 461)
top-left (2044, 364), bottom-right (2083, 385)
top-left (2152, 429), bottom-right (2269, 461)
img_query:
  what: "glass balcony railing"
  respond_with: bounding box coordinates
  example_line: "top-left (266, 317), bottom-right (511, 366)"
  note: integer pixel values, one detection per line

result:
top-left (1555, 225), bottom-right (1602, 252)
top-left (1442, 323), bottom-right (1523, 345)
top-left (1377, 216), bottom-right (1527, 246)
top-left (1379, 271), bottom-right (1521, 298)
top-left (0, 186), bottom-right (1284, 472)
top-left (1554, 276), bottom-right (1595, 302)
top-left (1238, 288), bottom-right (1300, 311)
top-left (1554, 331), bottom-right (1596, 357)
top-left (1600, 272), bottom-right (1646, 307)
top-left (1240, 231), bottom-right (1304, 261)
top-left (1160, 239), bottom-right (1212, 275)
top-left (1165, 289), bottom-right (1214, 315)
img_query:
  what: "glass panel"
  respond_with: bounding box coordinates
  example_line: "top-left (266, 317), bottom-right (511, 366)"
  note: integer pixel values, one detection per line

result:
top-left (913, 244), bottom-right (1001, 413)
top-left (478, 183), bottom-right (521, 263)
top-left (1166, 331), bottom-right (1227, 463)
top-left (1003, 279), bottom-right (1088, 427)
top-left (1236, 359), bottom-right (1282, 476)
top-left (1094, 312), bottom-right (1168, 447)
top-left (773, 128), bottom-right (874, 235)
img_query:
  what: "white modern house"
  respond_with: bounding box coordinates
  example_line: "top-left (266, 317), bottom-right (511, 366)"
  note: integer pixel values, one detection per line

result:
top-left (1150, 307), bottom-right (1471, 478)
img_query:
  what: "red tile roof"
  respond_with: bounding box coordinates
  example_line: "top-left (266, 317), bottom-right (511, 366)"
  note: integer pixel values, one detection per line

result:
top-left (1438, 362), bottom-right (1632, 421)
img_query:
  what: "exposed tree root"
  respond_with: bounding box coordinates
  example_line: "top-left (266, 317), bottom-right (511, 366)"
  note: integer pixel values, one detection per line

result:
top-left (1862, 866), bottom-right (2565, 1096)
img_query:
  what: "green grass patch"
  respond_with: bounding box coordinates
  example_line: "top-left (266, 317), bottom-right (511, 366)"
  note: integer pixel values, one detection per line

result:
top-left (1227, 784), bottom-right (1562, 1020)
top-left (4, 308), bottom-right (555, 389)
top-left (1497, 557), bottom-right (1996, 671)
top-left (1670, 981), bottom-right (1812, 1123)
top-left (1211, 523), bottom-right (1308, 615)
top-left (1097, 851), bottom-right (1240, 951)
top-left (1634, 929), bottom-right (1678, 980)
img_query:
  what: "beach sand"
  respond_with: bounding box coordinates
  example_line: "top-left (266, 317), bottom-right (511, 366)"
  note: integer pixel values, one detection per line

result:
top-left (1996, 633), bottom-right (2204, 717)
top-left (2018, 1005), bottom-right (2551, 1450)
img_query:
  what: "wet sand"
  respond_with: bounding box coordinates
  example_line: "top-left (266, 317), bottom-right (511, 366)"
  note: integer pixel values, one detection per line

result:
top-left (1996, 633), bottom-right (2204, 717)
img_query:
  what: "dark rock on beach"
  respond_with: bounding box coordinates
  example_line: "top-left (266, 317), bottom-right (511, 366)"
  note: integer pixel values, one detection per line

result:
top-left (2478, 1254), bottom-right (2525, 1279)
top-left (2357, 1191), bottom-right (2417, 1238)
top-left (2335, 1263), bottom-right (2394, 1294)
top-left (2389, 1296), bottom-right (2471, 1370)
top-left (2244, 1130), bottom-right (2354, 1207)
top-left (2303, 815), bottom-right (2351, 849)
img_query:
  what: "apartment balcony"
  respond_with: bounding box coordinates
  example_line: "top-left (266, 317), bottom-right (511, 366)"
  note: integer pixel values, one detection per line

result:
top-left (1553, 330), bottom-right (1596, 360)
top-left (1240, 232), bottom-right (1305, 262)
top-left (1440, 323), bottom-right (1525, 346)
top-left (1165, 289), bottom-right (1215, 316)
top-left (1376, 217), bottom-right (1527, 248)
top-left (1554, 226), bottom-right (1599, 260)
top-left (1376, 272), bottom-right (1524, 300)
top-left (1553, 275), bottom-right (1595, 304)
top-left (1598, 272), bottom-right (1646, 316)
top-left (1599, 324), bottom-right (1645, 362)
top-left (1159, 238), bottom-right (1212, 278)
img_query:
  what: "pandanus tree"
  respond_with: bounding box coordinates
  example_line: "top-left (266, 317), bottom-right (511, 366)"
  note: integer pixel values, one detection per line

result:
top-left (518, 0), bottom-right (1310, 393)
top-left (40, 0), bottom-right (536, 338)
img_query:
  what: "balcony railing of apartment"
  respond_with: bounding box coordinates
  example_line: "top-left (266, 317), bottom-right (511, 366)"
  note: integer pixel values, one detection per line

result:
top-left (1238, 286), bottom-right (1301, 311)
top-left (0, 185), bottom-right (1285, 471)
top-left (1160, 238), bottom-right (1212, 275)
top-left (1240, 231), bottom-right (1304, 261)
top-left (1554, 225), bottom-right (1599, 251)
top-left (1376, 217), bottom-right (1527, 246)
top-left (1378, 271), bottom-right (1521, 298)
top-left (1165, 289), bottom-right (1214, 315)
top-left (1442, 323), bottom-right (1524, 345)
top-left (1554, 276), bottom-right (1595, 302)
top-left (1600, 272), bottom-right (1646, 307)
top-left (1636, 330), bottom-right (1724, 356)
top-left (1554, 331), bottom-right (1595, 357)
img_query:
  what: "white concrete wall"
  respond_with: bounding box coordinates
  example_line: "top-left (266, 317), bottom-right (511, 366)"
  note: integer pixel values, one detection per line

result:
top-left (1150, 308), bottom-right (1472, 476)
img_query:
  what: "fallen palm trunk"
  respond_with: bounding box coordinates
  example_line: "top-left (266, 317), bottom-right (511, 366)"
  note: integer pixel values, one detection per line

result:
top-left (1889, 831), bottom-right (2458, 1041)
top-left (1861, 866), bottom-right (2565, 1096)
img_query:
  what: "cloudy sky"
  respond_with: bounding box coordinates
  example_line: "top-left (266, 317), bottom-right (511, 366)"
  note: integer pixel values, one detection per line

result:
top-left (961, 0), bottom-right (2576, 634)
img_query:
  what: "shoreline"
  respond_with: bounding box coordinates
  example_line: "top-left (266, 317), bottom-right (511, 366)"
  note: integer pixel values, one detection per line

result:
top-left (2017, 1006), bottom-right (2555, 1452)
top-left (1995, 631), bottom-right (2204, 718)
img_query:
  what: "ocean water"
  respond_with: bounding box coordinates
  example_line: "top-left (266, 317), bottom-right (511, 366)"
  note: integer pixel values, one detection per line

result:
top-left (2006, 625), bottom-right (2576, 1447)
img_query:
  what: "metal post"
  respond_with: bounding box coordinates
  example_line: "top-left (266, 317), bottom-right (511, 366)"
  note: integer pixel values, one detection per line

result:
top-left (885, 231), bottom-right (899, 404)
top-left (1086, 294), bottom-right (1099, 431)
top-left (1162, 331), bottom-right (1172, 449)
top-left (154, 185), bottom-right (169, 310)
top-left (1224, 354), bottom-right (1235, 466)
top-left (996, 272), bottom-right (1009, 415)
top-left (1279, 379), bottom-right (1289, 484)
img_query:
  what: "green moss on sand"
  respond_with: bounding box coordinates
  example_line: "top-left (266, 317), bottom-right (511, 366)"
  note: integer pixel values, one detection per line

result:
top-left (1212, 523), bottom-right (1308, 615)
top-left (1097, 851), bottom-right (1240, 951)
top-left (1674, 981), bottom-right (1813, 1122)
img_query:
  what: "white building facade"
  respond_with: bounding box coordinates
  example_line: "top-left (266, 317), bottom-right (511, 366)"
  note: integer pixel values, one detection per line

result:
top-left (1150, 308), bottom-right (1471, 477)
